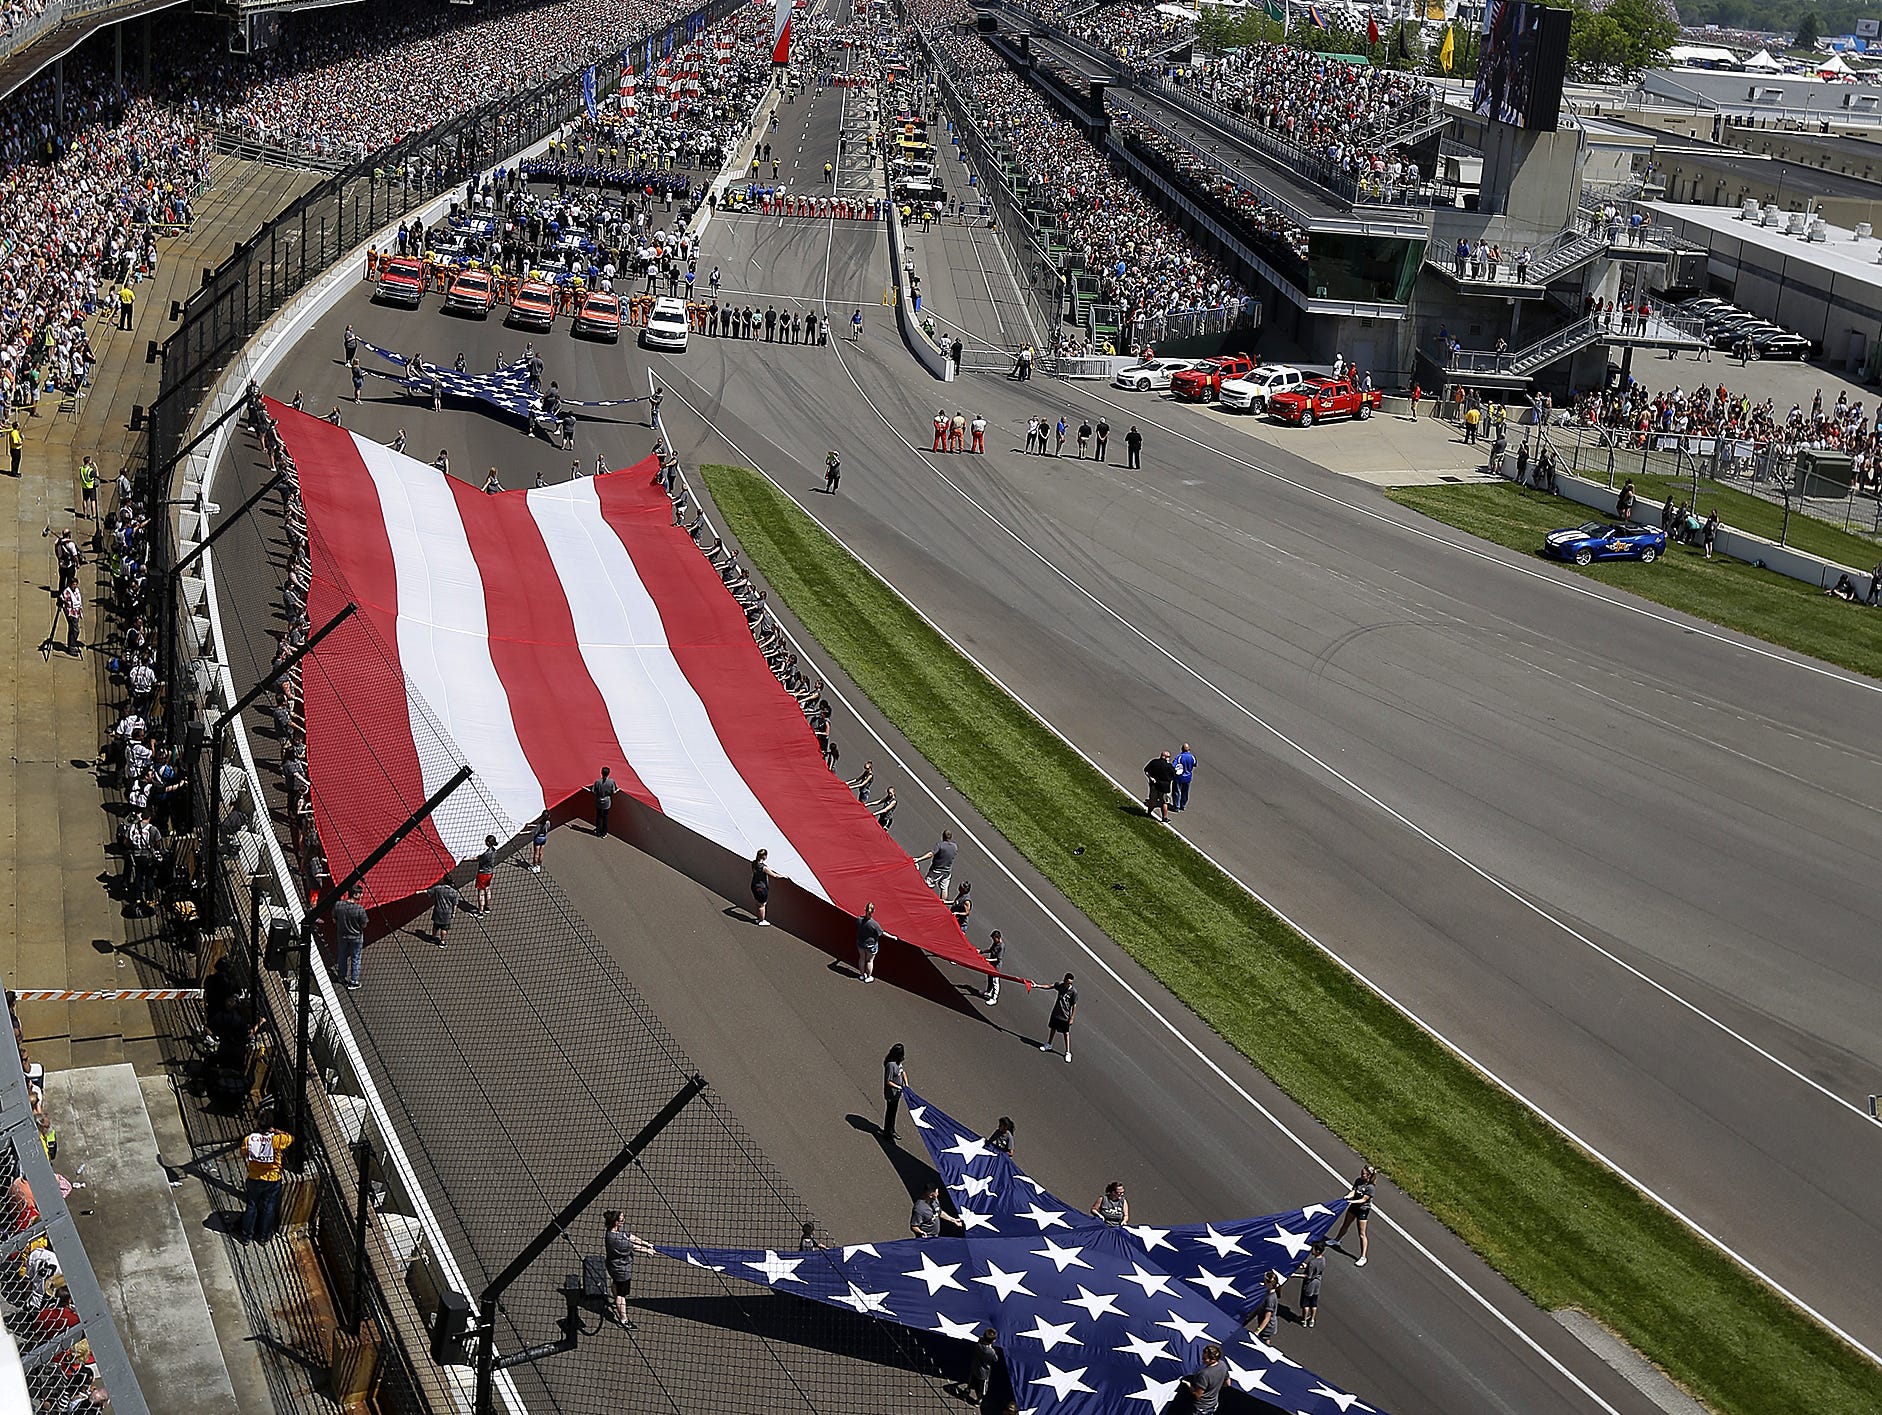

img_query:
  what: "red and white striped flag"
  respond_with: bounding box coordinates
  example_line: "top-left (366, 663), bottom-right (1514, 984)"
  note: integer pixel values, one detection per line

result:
top-left (772, 0), bottom-right (791, 64)
top-left (271, 403), bottom-right (1002, 980)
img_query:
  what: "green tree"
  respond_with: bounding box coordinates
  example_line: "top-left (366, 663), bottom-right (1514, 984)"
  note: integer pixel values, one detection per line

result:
top-left (1193, 6), bottom-right (1240, 55)
top-left (1794, 9), bottom-right (1822, 48)
top-left (1567, 0), bottom-right (1677, 79)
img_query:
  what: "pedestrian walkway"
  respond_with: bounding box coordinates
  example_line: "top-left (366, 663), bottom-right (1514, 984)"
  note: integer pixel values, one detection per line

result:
top-left (0, 152), bottom-right (321, 1410)
top-left (0, 156), bottom-right (315, 1066)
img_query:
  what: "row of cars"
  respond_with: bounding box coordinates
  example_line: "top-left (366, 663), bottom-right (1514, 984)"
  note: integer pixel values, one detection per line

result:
top-left (1112, 353), bottom-right (1383, 426)
top-left (372, 256), bottom-right (690, 351)
top-left (1679, 296), bottom-right (1811, 360)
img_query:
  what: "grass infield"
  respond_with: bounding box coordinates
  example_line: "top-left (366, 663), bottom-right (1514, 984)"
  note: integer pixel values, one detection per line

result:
top-left (1385, 482), bottom-right (1882, 681)
top-left (703, 463), bottom-right (1877, 1415)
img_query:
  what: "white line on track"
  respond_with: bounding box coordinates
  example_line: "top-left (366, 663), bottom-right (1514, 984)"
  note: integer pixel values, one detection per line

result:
top-left (1082, 387), bottom-right (1882, 699)
top-left (809, 310), bottom-right (1882, 1135)
top-left (662, 199), bottom-right (1882, 1363)
top-left (656, 373), bottom-right (1629, 1415)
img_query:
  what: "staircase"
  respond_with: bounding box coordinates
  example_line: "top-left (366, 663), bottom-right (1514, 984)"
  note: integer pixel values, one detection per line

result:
top-left (1446, 303), bottom-right (1707, 379)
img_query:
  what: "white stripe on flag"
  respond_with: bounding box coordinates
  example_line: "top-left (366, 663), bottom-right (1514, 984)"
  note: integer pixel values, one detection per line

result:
top-left (523, 480), bottom-right (827, 898)
top-left (355, 437), bottom-right (545, 851)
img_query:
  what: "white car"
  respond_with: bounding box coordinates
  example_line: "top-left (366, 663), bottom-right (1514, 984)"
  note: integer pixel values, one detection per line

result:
top-left (1112, 358), bottom-right (1201, 392)
top-left (1218, 365), bottom-right (1305, 412)
top-left (641, 295), bottom-right (689, 352)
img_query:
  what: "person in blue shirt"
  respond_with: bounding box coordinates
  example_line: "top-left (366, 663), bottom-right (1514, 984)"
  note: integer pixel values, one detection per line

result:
top-left (1172, 742), bottom-right (1196, 812)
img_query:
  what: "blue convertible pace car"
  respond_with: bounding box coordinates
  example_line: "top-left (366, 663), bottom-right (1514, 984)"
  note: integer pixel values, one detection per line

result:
top-left (1542, 521), bottom-right (1668, 565)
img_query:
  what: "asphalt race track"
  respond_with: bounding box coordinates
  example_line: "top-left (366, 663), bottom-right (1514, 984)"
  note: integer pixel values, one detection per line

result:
top-left (211, 58), bottom-right (1880, 1415)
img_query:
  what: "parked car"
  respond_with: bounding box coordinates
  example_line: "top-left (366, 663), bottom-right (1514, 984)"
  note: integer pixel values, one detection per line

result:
top-left (373, 255), bottom-right (426, 307)
top-left (1268, 376), bottom-right (1382, 426)
top-left (442, 267), bottom-right (496, 318)
top-left (571, 290), bottom-right (622, 341)
top-left (1218, 365), bottom-right (1304, 412)
top-left (1169, 353), bottom-right (1257, 402)
top-left (640, 295), bottom-right (689, 352)
top-left (1750, 330), bottom-right (1811, 359)
top-left (506, 279), bottom-right (558, 331)
top-left (1542, 521), bottom-right (1668, 565)
top-left (1112, 357), bottom-right (1201, 392)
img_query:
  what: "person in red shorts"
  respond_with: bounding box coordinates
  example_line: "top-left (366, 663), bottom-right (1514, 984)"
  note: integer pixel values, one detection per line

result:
top-left (474, 834), bottom-right (497, 916)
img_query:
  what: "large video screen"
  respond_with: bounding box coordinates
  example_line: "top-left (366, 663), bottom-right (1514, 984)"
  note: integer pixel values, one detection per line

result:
top-left (1470, 0), bottom-right (1573, 132)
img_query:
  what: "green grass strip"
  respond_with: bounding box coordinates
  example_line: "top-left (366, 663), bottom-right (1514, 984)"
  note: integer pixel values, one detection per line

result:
top-left (1386, 482), bottom-right (1882, 681)
top-left (702, 463), bottom-right (1877, 1415)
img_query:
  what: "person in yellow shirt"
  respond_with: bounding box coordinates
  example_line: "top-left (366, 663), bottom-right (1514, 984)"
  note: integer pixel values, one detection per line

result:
top-left (6, 420), bottom-right (21, 479)
top-left (118, 285), bottom-right (134, 331)
top-left (240, 1127), bottom-right (293, 1243)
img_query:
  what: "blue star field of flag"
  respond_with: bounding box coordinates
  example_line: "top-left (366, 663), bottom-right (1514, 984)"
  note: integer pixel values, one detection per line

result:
top-left (357, 340), bottom-right (647, 426)
top-left (655, 1089), bottom-right (1382, 1415)
top-left (906, 1088), bottom-right (1350, 1328)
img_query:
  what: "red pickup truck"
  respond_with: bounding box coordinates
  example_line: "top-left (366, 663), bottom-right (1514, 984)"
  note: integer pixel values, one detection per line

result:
top-left (1268, 376), bottom-right (1383, 426)
top-left (373, 255), bottom-right (426, 308)
top-left (1169, 353), bottom-right (1256, 402)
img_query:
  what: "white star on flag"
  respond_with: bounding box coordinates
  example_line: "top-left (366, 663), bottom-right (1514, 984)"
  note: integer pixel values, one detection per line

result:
top-left (1245, 1334), bottom-right (1301, 1368)
top-left (902, 1252), bottom-right (967, 1295)
top-left (958, 1210), bottom-right (1000, 1232)
top-left (1016, 1202), bottom-right (1073, 1231)
top-left (1156, 1310), bottom-right (1213, 1345)
top-left (1063, 1285), bottom-right (1126, 1322)
top-left (907, 1105), bottom-right (931, 1130)
top-left (1308, 1384), bottom-right (1373, 1411)
top-left (682, 1252), bottom-right (725, 1272)
top-left (1123, 1224), bottom-right (1173, 1252)
top-left (942, 1135), bottom-right (995, 1164)
top-left (1015, 1173), bottom-right (1047, 1193)
top-left (931, 1313), bottom-right (982, 1341)
top-left (1028, 1363), bottom-right (1096, 1400)
top-left (1116, 1263), bottom-right (1175, 1299)
top-left (1187, 1266), bottom-right (1244, 1301)
top-left (833, 1283), bottom-right (893, 1316)
top-left (1016, 1316), bottom-right (1081, 1353)
top-left (1112, 1331), bottom-right (1178, 1366)
top-left (1030, 1239), bottom-right (1093, 1273)
top-left (1226, 1359), bottom-right (1279, 1395)
top-left (973, 1262), bottom-right (1037, 1302)
top-left (1301, 1203), bottom-right (1336, 1220)
top-left (744, 1251), bottom-right (804, 1285)
top-left (1265, 1223), bottom-right (1314, 1260)
top-left (1122, 1374), bottom-right (1188, 1408)
top-left (841, 1243), bottom-right (880, 1262)
top-left (954, 1173), bottom-right (996, 1199)
top-left (1192, 1224), bottom-right (1247, 1258)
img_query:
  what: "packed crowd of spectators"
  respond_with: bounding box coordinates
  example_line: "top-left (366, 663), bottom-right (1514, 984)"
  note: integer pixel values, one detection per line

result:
top-left (154, 0), bottom-right (691, 160)
top-left (0, 0), bottom-right (49, 50)
top-left (1161, 41), bottom-right (1433, 199)
top-left (926, 19), bottom-right (1248, 343)
top-left (1043, 0), bottom-right (1193, 64)
top-left (0, 48), bottom-right (208, 421)
top-left (1568, 377), bottom-right (1882, 490)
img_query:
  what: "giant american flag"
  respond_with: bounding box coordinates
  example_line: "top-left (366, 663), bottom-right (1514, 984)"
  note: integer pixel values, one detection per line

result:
top-left (657, 1089), bottom-right (1383, 1414)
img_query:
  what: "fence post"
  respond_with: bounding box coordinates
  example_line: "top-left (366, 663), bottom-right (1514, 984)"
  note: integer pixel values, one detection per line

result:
top-left (350, 1134), bottom-right (374, 1331)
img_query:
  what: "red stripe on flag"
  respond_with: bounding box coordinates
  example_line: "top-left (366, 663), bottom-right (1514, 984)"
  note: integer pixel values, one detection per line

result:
top-left (445, 468), bottom-right (662, 824)
top-left (590, 472), bottom-right (992, 977)
top-left (270, 401), bottom-right (455, 904)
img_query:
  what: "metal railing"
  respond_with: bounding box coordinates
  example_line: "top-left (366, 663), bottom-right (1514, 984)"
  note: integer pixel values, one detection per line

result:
top-left (0, 986), bottom-right (149, 1415)
top-left (1445, 300), bottom-right (1706, 376)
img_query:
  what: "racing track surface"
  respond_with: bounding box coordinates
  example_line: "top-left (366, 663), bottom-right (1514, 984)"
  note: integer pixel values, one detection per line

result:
top-left (217, 58), bottom-right (1878, 1414)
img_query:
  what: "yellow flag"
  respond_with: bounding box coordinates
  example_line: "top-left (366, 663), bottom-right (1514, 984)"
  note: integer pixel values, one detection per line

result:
top-left (1439, 25), bottom-right (1455, 72)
